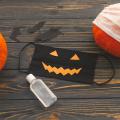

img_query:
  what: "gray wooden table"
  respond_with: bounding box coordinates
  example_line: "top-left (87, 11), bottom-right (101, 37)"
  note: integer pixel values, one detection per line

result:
top-left (0, 0), bottom-right (120, 120)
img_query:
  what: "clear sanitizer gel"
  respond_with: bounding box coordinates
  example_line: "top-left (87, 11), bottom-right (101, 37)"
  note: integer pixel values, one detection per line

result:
top-left (26, 74), bottom-right (57, 108)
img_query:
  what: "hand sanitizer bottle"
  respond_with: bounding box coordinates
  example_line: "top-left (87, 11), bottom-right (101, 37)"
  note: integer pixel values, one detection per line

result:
top-left (26, 74), bottom-right (57, 108)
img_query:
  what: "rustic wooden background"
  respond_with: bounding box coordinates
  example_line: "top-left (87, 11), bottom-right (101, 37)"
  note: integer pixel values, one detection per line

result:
top-left (0, 0), bottom-right (120, 120)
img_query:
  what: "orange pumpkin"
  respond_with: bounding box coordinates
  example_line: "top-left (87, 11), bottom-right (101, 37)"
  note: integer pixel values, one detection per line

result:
top-left (0, 33), bottom-right (7, 70)
top-left (93, 3), bottom-right (120, 58)
top-left (93, 24), bottom-right (120, 57)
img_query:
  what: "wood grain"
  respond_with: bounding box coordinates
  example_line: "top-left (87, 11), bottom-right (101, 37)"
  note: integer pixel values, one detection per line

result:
top-left (0, 4), bottom-right (105, 20)
top-left (0, 19), bottom-right (95, 43)
top-left (0, 0), bottom-right (120, 120)
top-left (0, 99), bottom-right (120, 120)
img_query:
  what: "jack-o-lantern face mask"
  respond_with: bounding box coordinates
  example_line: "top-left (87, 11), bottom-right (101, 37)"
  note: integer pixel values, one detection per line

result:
top-left (19, 43), bottom-right (115, 85)
top-left (29, 44), bottom-right (98, 84)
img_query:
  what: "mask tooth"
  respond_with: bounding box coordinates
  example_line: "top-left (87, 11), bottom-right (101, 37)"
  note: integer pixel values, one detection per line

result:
top-left (64, 69), bottom-right (71, 75)
top-left (60, 67), bottom-right (68, 76)
top-left (52, 66), bottom-right (60, 74)
top-left (68, 69), bottom-right (75, 75)
top-left (42, 62), bottom-right (47, 70)
top-left (76, 68), bottom-right (82, 74)
top-left (47, 65), bottom-right (53, 73)
top-left (42, 62), bottom-right (53, 73)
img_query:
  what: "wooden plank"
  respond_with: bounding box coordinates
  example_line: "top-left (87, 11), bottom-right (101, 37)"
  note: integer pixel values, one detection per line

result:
top-left (0, 3), bottom-right (106, 20)
top-left (107, 0), bottom-right (120, 4)
top-left (0, 70), bottom-right (120, 99)
top-left (0, 99), bottom-right (119, 120)
top-left (0, 0), bottom-right (108, 4)
top-left (1, 19), bottom-right (95, 43)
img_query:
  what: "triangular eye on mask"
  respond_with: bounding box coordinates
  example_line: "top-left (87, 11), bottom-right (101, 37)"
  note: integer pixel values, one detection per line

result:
top-left (50, 50), bottom-right (58, 57)
top-left (70, 54), bottom-right (80, 60)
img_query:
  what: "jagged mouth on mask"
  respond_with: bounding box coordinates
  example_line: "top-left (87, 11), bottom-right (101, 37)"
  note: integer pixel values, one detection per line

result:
top-left (42, 62), bottom-right (82, 76)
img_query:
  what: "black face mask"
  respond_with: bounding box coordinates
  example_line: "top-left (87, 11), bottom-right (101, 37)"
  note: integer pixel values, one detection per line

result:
top-left (19, 43), bottom-right (115, 85)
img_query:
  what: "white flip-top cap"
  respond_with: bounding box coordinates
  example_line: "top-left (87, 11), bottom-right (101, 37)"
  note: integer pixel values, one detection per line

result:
top-left (26, 74), bottom-right (36, 84)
